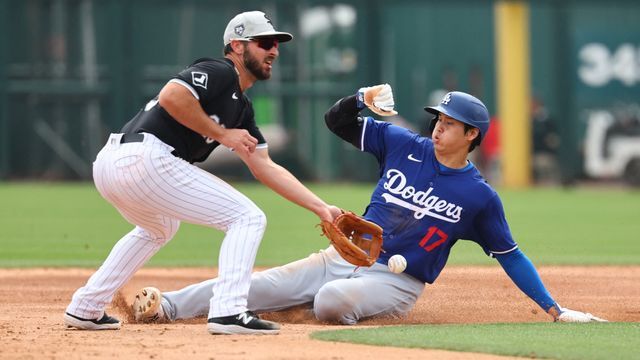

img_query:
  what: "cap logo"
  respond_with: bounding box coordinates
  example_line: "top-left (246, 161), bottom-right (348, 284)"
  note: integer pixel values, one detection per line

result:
top-left (442, 93), bottom-right (452, 105)
top-left (263, 14), bottom-right (273, 25)
top-left (234, 24), bottom-right (245, 36)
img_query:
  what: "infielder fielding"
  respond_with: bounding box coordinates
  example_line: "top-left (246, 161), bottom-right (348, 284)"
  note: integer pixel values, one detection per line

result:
top-left (63, 11), bottom-right (340, 335)
top-left (132, 85), bottom-right (606, 325)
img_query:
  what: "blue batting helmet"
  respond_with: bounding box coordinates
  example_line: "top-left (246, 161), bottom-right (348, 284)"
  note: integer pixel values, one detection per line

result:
top-left (424, 91), bottom-right (490, 142)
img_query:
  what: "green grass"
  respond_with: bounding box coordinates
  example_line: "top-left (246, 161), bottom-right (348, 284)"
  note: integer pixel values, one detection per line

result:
top-left (495, 188), bottom-right (640, 265)
top-left (1, 182), bottom-right (639, 267)
top-left (0, 182), bottom-right (371, 267)
top-left (312, 323), bottom-right (640, 360)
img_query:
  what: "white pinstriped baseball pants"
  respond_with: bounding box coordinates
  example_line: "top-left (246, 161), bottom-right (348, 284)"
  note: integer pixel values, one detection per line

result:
top-left (66, 133), bottom-right (266, 319)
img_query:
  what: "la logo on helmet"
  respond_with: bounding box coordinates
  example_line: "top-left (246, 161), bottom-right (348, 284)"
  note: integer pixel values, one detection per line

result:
top-left (442, 93), bottom-right (452, 105)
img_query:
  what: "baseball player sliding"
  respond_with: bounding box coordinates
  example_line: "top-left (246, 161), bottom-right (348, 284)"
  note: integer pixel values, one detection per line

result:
top-left (131, 85), bottom-right (607, 326)
top-left (63, 11), bottom-right (340, 335)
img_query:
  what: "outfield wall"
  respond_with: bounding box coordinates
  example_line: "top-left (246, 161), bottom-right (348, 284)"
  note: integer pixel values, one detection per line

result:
top-left (1, 0), bottom-right (639, 185)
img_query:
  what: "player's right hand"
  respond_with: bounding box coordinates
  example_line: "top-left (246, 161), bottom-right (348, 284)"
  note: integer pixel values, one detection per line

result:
top-left (220, 128), bottom-right (258, 155)
top-left (555, 307), bottom-right (608, 323)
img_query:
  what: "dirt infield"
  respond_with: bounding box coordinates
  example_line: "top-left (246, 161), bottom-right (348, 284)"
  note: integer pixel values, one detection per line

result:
top-left (1, 266), bottom-right (638, 360)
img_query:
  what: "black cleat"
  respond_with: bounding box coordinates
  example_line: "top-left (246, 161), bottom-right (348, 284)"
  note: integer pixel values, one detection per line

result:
top-left (207, 311), bottom-right (280, 335)
top-left (64, 312), bottom-right (121, 330)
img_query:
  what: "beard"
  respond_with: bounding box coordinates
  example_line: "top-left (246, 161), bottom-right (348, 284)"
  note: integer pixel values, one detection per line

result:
top-left (243, 50), bottom-right (271, 80)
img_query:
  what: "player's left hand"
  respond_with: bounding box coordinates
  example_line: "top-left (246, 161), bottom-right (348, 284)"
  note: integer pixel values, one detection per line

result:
top-left (553, 306), bottom-right (608, 323)
top-left (357, 84), bottom-right (398, 117)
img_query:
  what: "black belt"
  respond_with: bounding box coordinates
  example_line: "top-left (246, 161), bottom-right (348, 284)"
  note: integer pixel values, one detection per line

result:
top-left (120, 133), bottom-right (144, 144)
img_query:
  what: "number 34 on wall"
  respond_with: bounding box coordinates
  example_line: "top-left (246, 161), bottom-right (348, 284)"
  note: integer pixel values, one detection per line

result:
top-left (579, 43), bottom-right (640, 87)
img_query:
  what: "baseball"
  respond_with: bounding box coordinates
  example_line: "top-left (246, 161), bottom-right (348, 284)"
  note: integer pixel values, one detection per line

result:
top-left (387, 254), bottom-right (407, 273)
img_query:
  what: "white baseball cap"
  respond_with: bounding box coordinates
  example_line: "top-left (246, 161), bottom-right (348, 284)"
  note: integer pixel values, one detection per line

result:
top-left (223, 11), bottom-right (293, 45)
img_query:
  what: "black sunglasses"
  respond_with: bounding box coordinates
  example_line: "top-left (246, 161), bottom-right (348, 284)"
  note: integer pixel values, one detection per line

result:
top-left (250, 37), bottom-right (279, 50)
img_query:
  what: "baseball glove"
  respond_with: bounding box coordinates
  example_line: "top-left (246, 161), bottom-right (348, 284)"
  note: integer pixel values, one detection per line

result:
top-left (320, 211), bottom-right (384, 267)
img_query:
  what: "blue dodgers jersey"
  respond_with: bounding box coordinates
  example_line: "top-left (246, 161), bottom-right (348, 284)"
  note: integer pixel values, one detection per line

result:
top-left (360, 118), bottom-right (518, 283)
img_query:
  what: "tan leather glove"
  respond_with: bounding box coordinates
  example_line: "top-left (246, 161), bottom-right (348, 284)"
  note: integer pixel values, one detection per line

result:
top-left (320, 211), bottom-right (384, 267)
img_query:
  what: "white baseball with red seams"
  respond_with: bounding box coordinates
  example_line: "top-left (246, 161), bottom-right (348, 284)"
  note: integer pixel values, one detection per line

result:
top-left (387, 254), bottom-right (407, 274)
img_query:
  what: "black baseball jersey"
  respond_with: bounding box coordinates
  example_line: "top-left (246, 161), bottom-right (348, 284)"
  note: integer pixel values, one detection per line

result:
top-left (121, 58), bottom-right (266, 163)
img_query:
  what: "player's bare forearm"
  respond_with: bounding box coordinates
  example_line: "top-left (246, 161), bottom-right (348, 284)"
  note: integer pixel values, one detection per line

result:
top-left (240, 149), bottom-right (336, 221)
top-left (159, 83), bottom-right (225, 139)
top-left (158, 82), bottom-right (257, 154)
top-left (260, 164), bottom-right (335, 221)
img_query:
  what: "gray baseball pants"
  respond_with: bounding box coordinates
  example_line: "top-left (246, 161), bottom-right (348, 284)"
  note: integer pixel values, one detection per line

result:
top-left (160, 246), bottom-right (425, 324)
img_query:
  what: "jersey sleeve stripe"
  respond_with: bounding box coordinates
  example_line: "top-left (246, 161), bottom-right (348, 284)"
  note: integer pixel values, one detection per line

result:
top-left (360, 117), bottom-right (370, 151)
top-left (168, 79), bottom-right (199, 100)
top-left (489, 245), bottom-right (519, 256)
